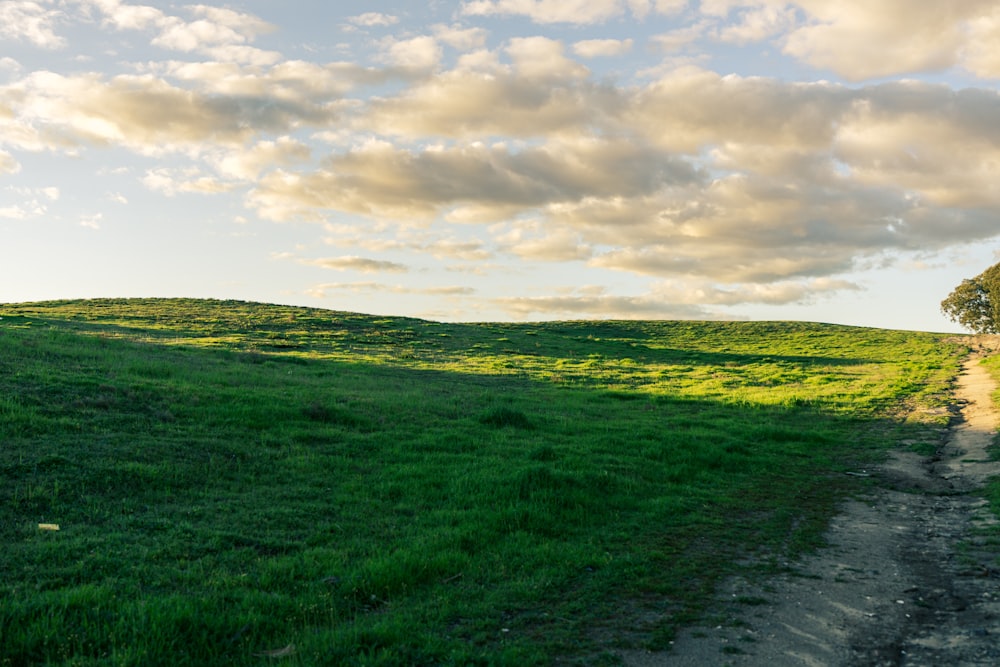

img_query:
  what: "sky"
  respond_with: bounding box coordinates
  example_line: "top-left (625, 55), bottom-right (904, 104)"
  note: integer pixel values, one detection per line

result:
top-left (2, 1), bottom-right (1000, 332)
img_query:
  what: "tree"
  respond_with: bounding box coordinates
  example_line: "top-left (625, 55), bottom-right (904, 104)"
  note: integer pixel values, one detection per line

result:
top-left (941, 261), bottom-right (1000, 333)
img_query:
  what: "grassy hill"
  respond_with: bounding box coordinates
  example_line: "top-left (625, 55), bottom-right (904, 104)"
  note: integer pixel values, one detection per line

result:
top-left (0, 298), bottom-right (966, 665)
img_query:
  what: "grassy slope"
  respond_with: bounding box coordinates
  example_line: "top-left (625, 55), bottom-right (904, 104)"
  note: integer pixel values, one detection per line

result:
top-left (0, 298), bottom-right (965, 666)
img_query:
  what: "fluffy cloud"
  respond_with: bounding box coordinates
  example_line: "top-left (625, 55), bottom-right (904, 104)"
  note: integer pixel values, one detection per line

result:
top-left (247, 60), bottom-right (1000, 296)
top-left (347, 12), bottom-right (399, 28)
top-left (2, 68), bottom-right (344, 154)
top-left (572, 38), bottom-right (634, 58)
top-left (360, 61), bottom-right (604, 138)
top-left (211, 137), bottom-right (311, 180)
top-left (461, 0), bottom-right (625, 24)
top-left (650, 278), bottom-right (862, 306)
top-left (494, 276), bottom-right (857, 319)
top-left (86, 1), bottom-right (279, 64)
top-left (306, 282), bottom-right (474, 298)
top-left (0, 1), bottom-right (65, 48)
top-left (433, 24), bottom-right (489, 51)
top-left (716, 3), bottom-right (796, 43)
top-left (381, 36), bottom-right (443, 70)
top-left (142, 167), bottom-right (234, 196)
top-left (461, 0), bottom-right (683, 24)
top-left (299, 256), bottom-right (409, 273)
top-left (0, 185), bottom-right (56, 219)
top-left (494, 292), bottom-right (718, 320)
top-left (249, 137), bottom-right (699, 222)
top-left (963, 8), bottom-right (1000, 77)
top-left (0, 149), bottom-right (20, 174)
top-left (6, 1), bottom-right (1000, 318)
top-left (783, 0), bottom-right (998, 80)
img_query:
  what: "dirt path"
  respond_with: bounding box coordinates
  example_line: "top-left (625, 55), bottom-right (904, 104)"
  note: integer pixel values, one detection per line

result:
top-left (622, 344), bottom-right (1000, 666)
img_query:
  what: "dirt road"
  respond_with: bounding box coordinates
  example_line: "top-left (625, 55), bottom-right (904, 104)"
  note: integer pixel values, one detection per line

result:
top-left (623, 345), bottom-right (1000, 666)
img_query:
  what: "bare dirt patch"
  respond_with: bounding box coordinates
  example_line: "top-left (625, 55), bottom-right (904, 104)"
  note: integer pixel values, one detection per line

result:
top-left (622, 341), bottom-right (1000, 666)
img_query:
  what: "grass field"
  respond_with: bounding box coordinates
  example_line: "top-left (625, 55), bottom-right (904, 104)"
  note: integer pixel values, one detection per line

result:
top-left (0, 298), bottom-right (966, 665)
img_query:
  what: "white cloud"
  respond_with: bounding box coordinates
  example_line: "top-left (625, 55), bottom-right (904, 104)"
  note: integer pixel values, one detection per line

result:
top-left (92, 0), bottom-right (163, 31)
top-left (299, 256), bottom-right (409, 273)
top-left (0, 150), bottom-right (21, 174)
top-left (433, 24), bottom-right (489, 51)
top-left (141, 167), bottom-right (234, 196)
top-left (506, 36), bottom-right (589, 80)
top-left (0, 1), bottom-right (66, 48)
top-left (4, 69), bottom-right (342, 154)
top-left (494, 292), bottom-right (718, 320)
top-left (0, 185), bottom-right (50, 219)
top-left (717, 4), bottom-right (797, 44)
top-left (347, 12), bottom-right (399, 27)
top-left (497, 220), bottom-right (592, 261)
top-left (628, 0), bottom-right (688, 18)
top-left (572, 38), bottom-right (634, 58)
top-left (462, 0), bottom-right (624, 24)
top-left (212, 137), bottom-right (311, 180)
top-left (0, 204), bottom-right (31, 219)
top-left (382, 36), bottom-right (443, 70)
top-left (306, 282), bottom-right (474, 299)
top-left (651, 23), bottom-right (709, 53)
top-left (651, 277), bottom-right (862, 306)
top-left (87, 1), bottom-right (279, 64)
top-left (0, 57), bottom-right (22, 74)
top-left (80, 213), bottom-right (102, 229)
top-left (782, 0), bottom-right (987, 80)
top-left (963, 7), bottom-right (1000, 77)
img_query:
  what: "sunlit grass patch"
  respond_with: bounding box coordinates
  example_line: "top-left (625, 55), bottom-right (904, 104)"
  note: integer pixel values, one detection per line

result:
top-left (0, 298), bottom-right (965, 664)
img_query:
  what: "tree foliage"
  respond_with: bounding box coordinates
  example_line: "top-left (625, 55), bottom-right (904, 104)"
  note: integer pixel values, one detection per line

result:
top-left (941, 261), bottom-right (1000, 333)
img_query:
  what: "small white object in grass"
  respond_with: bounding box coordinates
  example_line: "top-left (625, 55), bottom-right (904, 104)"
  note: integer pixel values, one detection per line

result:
top-left (38, 523), bottom-right (60, 531)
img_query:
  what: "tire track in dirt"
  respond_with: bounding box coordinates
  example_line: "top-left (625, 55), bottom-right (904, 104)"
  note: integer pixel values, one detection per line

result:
top-left (621, 343), bottom-right (1000, 666)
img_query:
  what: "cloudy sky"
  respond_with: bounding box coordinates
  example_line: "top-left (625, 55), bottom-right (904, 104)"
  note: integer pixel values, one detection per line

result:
top-left (2, 0), bottom-right (1000, 331)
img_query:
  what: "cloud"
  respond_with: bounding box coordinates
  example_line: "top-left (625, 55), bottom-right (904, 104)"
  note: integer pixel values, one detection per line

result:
top-left (650, 277), bottom-right (863, 306)
top-left (433, 24), bottom-right (489, 51)
top-left (494, 292), bottom-right (719, 320)
top-left (381, 36), bottom-right (443, 70)
top-left (142, 167), bottom-right (235, 196)
top-left (496, 220), bottom-right (592, 261)
top-left (306, 282), bottom-right (474, 298)
top-left (80, 213), bottom-right (102, 230)
top-left (0, 185), bottom-right (53, 219)
top-left (782, 0), bottom-right (994, 81)
top-left (0, 1), bottom-right (66, 48)
top-left (628, 0), bottom-right (688, 17)
top-left (244, 60), bottom-right (1000, 297)
top-left (0, 149), bottom-right (20, 174)
top-left (572, 38), bottom-right (634, 58)
top-left (4, 69), bottom-right (342, 154)
top-left (461, 0), bottom-right (625, 24)
top-left (91, 0), bottom-right (164, 31)
top-left (716, 4), bottom-right (797, 44)
top-left (347, 12), bottom-right (399, 27)
top-left (87, 1), bottom-right (279, 64)
top-left (359, 61), bottom-right (605, 138)
top-left (506, 37), bottom-right (589, 80)
top-left (962, 7), bottom-right (1000, 77)
top-left (249, 137), bottom-right (700, 222)
top-left (211, 137), bottom-right (311, 180)
top-left (651, 23), bottom-right (710, 53)
top-left (299, 256), bottom-right (409, 273)
top-left (461, 0), bottom-right (685, 24)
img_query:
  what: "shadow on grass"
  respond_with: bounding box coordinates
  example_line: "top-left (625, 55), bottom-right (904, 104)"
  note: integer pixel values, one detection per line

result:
top-left (0, 303), bottom-right (957, 666)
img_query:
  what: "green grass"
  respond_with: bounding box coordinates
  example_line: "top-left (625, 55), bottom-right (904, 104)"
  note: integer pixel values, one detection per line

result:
top-left (975, 354), bottom-right (1000, 561)
top-left (0, 298), bottom-right (964, 665)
